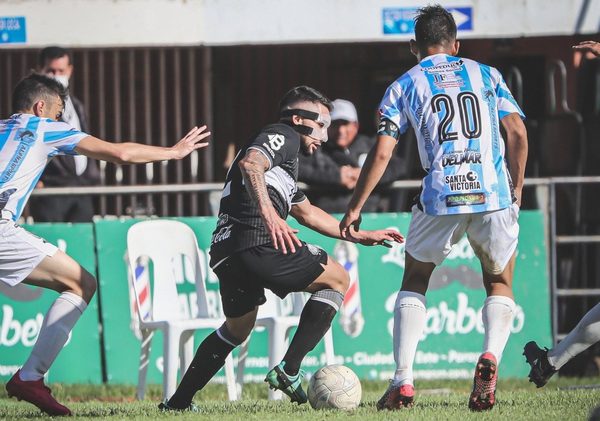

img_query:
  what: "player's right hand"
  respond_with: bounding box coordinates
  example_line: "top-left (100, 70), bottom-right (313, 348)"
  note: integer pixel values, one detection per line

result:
top-left (340, 209), bottom-right (362, 241)
top-left (262, 208), bottom-right (302, 254)
top-left (170, 125), bottom-right (211, 160)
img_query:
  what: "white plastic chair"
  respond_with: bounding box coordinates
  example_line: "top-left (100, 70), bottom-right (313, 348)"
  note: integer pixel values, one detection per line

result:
top-left (127, 219), bottom-right (237, 401)
top-left (235, 290), bottom-right (336, 400)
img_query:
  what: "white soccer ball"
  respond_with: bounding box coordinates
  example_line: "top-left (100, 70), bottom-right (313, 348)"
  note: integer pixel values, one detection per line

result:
top-left (307, 364), bottom-right (362, 410)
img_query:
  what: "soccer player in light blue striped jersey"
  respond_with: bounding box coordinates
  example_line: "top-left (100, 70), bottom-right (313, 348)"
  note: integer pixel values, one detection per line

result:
top-left (340, 5), bottom-right (528, 411)
top-left (2, 73), bottom-right (210, 416)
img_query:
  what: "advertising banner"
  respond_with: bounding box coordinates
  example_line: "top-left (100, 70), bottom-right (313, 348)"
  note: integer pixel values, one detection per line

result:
top-left (96, 211), bottom-right (551, 384)
top-left (0, 223), bottom-right (102, 384)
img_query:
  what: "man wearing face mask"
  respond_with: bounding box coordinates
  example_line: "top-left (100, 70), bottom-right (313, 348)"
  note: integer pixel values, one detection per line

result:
top-left (299, 99), bottom-right (405, 213)
top-left (160, 86), bottom-right (404, 411)
top-left (30, 46), bottom-right (99, 222)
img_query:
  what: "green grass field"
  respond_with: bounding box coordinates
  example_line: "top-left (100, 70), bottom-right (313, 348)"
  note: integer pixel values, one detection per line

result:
top-left (2, 377), bottom-right (600, 420)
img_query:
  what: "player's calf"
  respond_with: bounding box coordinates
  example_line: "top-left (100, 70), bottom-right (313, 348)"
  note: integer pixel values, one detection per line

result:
top-left (280, 288), bottom-right (345, 377)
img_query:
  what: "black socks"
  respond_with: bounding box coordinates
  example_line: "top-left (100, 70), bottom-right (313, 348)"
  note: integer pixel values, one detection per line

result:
top-left (282, 289), bottom-right (344, 376)
top-left (167, 324), bottom-right (240, 409)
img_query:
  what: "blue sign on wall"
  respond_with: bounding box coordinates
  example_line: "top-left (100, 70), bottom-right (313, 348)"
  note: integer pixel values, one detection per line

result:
top-left (383, 7), bottom-right (472, 35)
top-left (0, 17), bottom-right (26, 44)
top-left (449, 7), bottom-right (473, 31)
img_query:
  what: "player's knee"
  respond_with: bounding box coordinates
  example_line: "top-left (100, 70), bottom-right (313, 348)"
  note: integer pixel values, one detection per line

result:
top-left (324, 262), bottom-right (350, 294)
top-left (482, 261), bottom-right (504, 276)
top-left (224, 323), bottom-right (251, 344)
top-left (79, 270), bottom-right (97, 303)
top-left (218, 322), bottom-right (246, 347)
top-left (224, 313), bottom-right (256, 343)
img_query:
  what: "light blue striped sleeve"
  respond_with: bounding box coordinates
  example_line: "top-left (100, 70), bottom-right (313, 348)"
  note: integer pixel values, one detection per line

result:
top-left (378, 82), bottom-right (409, 134)
top-left (42, 120), bottom-right (89, 155)
top-left (493, 68), bottom-right (525, 120)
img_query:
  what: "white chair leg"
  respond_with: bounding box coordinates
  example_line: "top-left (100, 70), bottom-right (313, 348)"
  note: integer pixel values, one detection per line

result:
top-left (136, 329), bottom-right (154, 400)
top-left (162, 328), bottom-right (181, 401)
top-left (323, 327), bottom-right (336, 365)
top-left (224, 354), bottom-right (238, 401)
top-left (235, 335), bottom-right (251, 399)
top-left (268, 322), bottom-right (288, 401)
top-left (179, 330), bottom-right (195, 376)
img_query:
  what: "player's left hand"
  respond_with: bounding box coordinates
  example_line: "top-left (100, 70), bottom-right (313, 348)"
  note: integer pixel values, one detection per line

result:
top-left (351, 229), bottom-right (404, 248)
top-left (171, 125), bottom-right (211, 159)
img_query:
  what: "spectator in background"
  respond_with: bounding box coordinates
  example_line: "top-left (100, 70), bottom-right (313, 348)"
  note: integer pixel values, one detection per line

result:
top-left (299, 99), bottom-right (404, 213)
top-left (573, 40), bottom-right (600, 57)
top-left (29, 46), bottom-right (100, 222)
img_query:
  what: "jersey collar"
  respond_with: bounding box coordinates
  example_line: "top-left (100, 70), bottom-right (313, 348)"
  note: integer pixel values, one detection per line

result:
top-left (419, 53), bottom-right (451, 63)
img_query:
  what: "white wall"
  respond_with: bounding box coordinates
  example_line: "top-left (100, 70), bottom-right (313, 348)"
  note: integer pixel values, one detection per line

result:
top-left (0, 0), bottom-right (598, 48)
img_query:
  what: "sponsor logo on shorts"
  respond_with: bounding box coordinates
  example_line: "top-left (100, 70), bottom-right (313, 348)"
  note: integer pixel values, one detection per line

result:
top-left (444, 171), bottom-right (481, 191)
top-left (442, 150), bottom-right (481, 167)
top-left (445, 193), bottom-right (486, 207)
top-left (306, 243), bottom-right (322, 256)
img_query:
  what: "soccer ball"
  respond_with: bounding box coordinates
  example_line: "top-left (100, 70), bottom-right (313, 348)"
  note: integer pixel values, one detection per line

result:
top-left (307, 365), bottom-right (362, 410)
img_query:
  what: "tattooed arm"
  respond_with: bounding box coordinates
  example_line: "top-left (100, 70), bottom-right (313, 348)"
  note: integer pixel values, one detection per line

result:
top-left (238, 149), bottom-right (302, 254)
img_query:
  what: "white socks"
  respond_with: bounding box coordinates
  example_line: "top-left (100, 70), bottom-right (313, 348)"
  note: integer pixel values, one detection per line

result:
top-left (548, 302), bottom-right (600, 370)
top-left (393, 291), bottom-right (427, 386)
top-left (482, 295), bottom-right (516, 364)
top-left (20, 292), bottom-right (87, 381)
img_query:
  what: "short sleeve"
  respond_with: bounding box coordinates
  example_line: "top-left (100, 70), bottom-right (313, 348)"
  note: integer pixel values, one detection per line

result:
top-left (42, 119), bottom-right (89, 156)
top-left (493, 69), bottom-right (526, 120)
top-left (247, 124), bottom-right (300, 169)
top-left (379, 82), bottom-right (410, 134)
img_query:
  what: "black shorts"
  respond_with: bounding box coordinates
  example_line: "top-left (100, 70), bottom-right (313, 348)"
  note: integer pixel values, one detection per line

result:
top-left (211, 242), bottom-right (328, 318)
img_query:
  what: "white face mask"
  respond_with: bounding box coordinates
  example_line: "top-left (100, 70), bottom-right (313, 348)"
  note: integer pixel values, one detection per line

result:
top-left (49, 74), bottom-right (69, 89)
top-left (280, 108), bottom-right (331, 142)
top-left (306, 113), bottom-right (331, 143)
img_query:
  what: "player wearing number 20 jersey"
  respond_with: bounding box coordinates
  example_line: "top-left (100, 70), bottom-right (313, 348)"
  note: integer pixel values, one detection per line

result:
top-left (379, 53), bottom-right (525, 216)
top-left (341, 6), bottom-right (529, 412)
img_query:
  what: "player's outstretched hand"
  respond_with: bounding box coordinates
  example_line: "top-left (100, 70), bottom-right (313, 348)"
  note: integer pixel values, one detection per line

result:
top-left (351, 229), bottom-right (404, 248)
top-left (262, 208), bottom-right (302, 254)
top-left (573, 41), bottom-right (600, 57)
top-left (340, 209), bottom-right (362, 240)
top-left (170, 125), bottom-right (211, 160)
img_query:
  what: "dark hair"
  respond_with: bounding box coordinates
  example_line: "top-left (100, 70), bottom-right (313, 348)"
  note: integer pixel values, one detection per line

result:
top-left (279, 86), bottom-right (333, 113)
top-left (38, 46), bottom-right (72, 68)
top-left (12, 72), bottom-right (68, 113)
top-left (414, 5), bottom-right (457, 50)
